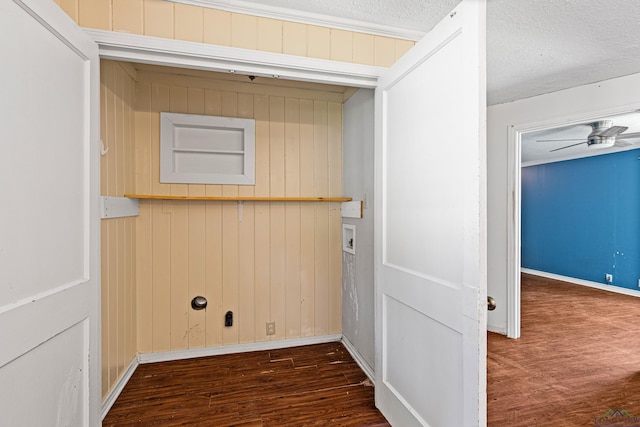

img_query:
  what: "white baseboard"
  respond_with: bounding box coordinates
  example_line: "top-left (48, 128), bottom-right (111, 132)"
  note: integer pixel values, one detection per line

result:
top-left (487, 324), bottom-right (507, 335)
top-left (341, 336), bottom-right (375, 384)
top-left (522, 268), bottom-right (640, 298)
top-left (138, 334), bottom-right (343, 364)
top-left (101, 356), bottom-right (139, 420)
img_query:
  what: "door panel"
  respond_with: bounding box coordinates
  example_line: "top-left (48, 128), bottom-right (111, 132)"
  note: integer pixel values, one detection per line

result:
top-left (384, 295), bottom-right (463, 426)
top-left (0, 0), bottom-right (86, 304)
top-left (375, 1), bottom-right (487, 426)
top-left (0, 318), bottom-right (89, 426)
top-left (0, 0), bottom-right (100, 425)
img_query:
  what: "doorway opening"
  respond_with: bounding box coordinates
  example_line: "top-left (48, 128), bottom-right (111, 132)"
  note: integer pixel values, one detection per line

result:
top-left (506, 109), bottom-right (640, 338)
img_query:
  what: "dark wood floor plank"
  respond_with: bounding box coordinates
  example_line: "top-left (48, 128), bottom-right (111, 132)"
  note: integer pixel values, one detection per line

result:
top-left (110, 273), bottom-right (640, 427)
top-left (488, 273), bottom-right (640, 426)
top-left (103, 342), bottom-right (389, 426)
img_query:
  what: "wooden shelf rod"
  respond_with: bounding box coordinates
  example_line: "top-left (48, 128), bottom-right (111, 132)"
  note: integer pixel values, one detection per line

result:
top-left (124, 194), bottom-right (352, 202)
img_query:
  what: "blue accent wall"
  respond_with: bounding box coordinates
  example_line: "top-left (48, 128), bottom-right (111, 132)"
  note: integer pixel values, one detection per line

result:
top-left (521, 149), bottom-right (640, 290)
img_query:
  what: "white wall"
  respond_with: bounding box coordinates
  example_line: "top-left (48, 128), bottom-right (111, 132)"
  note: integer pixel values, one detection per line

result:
top-left (487, 72), bottom-right (640, 333)
top-left (342, 88), bottom-right (375, 369)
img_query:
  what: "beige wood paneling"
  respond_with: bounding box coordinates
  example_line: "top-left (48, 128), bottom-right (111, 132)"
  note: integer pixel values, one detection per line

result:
top-left (112, 0), bottom-right (143, 35)
top-left (203, 9), bottom-right (232, 46)
top-left (231, 13), bottom-right (258, 50)
top-left (174, 3), bottom-right (204, 43)
top-left (143, 0), bottom-right (174, 39)
top-left (100, 61), bottom-right (137, 400)
top-left (67, 0), bottom-right (414, 66)
top-left (258, 17), bottom-right (283, 53)
top-left (73, 0), bottom-right (416, 392)
top-left (134, 69), bottom-right (343, 352)
top-left (327, 102), bottom-right (343, 334)
top-left (330, 29), bottom-right (353, 62)
top-left (253, 95), bottom-right (271, 343)
top-left (57, 0), bottom-right (78, 24)
top-left (312, 101), bottom-right (330, 336)
top-left (307, 25), bottom-right (331, 60)
top-left (283, 22), bottom-right (307, 56)
top-left (285, 98), bottom-right (301, 338)
top-left (150, 83), bottom-right (171, 196)
top-left (353, 33), bottom-right (375, 66)
top-left (151, 201), bottom-right (172, 352)
top-left (395, 39), bottom-right (416, 60)
top-left (136, 69), bottom-right (346, 104)
top-left (237, 94), bottom-right (256, 344)
top-left (220, 86), bottom-right (240, 346)
top-left (238, 201), bottom-right (256, 344)
top-left (269, 97), bottom-right (286, 340)
top-left (78, 0), bottom-right (110, 30)
top-left (299, 99), bottom-right (316, 337)
top-left (203, 203), bottom-right (222, 346)
top-left (135, 81), bottom-right (153, 356)
top-left (63, 0), bottom-right (416, 390)
top-left (100, 220), bottom-right (109, 398)
top-left (375, 36), bottom-right (397, 67)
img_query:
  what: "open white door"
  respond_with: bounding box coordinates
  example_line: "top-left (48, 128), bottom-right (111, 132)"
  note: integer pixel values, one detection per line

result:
top-left (374, 1), bottom-right (487, 426)
top-left (0, 0), bottom-right (100, 425)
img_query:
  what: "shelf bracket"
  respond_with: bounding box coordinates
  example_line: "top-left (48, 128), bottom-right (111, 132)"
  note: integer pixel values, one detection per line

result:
top-left (237, 201), bottom-right (244, 222)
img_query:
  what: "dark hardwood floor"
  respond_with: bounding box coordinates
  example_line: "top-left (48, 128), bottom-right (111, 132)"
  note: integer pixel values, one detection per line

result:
top-left (106, 274), bottom-right (640, 426)
top-left (488, 273), bottom-right (640, 426)
top-left (103, 341), bottom-right (390, 426)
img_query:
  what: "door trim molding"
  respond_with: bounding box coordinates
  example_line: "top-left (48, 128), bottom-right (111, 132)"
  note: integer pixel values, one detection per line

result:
top-left (84, 29), bottom-right (386, 88)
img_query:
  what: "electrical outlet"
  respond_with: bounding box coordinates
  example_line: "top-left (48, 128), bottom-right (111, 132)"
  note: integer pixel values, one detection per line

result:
top-left (638, 279), bottom-right (640, 288)
top-left (266, 322), bottom-right (276, 336)
top-left (605, 274), bottom-right (613, 283)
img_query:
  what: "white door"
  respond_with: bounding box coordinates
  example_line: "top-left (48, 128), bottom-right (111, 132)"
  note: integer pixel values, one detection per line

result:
top-left (0, 0), bottom-right (100, 425)
top-left (374, 1), bottom-right (487, 426)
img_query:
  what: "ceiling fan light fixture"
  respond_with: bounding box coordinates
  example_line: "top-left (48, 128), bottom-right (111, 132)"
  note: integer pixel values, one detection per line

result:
top-left (586, 135), bottom-right (615, 149)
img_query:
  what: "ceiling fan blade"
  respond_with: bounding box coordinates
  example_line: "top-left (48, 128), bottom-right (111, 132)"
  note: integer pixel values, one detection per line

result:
top-left (614, 139), bottom-right (632, 147)
top-left (596, 125), bottom-right (628, 137)
top-left (617, 131), bottom-right (640, 139)
top-left (537, 138), bottom-right (585, 142)
top-left (549, 141), bottom-right (587, 152)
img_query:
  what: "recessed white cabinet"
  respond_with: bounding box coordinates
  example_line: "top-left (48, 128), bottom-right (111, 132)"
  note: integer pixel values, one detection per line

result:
top-left (160, 112), bottom-right (255, 185)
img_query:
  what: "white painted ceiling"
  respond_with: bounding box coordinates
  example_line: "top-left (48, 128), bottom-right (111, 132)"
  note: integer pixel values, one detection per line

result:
top-left (236, 0), bottom-right (640, 106)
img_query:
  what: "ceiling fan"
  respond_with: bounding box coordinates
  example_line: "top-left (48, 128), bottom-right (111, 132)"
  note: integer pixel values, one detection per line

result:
top-left (538, 120), bottom-right (640, 152)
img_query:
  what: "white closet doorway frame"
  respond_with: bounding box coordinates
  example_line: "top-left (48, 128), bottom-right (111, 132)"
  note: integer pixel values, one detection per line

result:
top-left (85, 30), bottom-right (385, 89)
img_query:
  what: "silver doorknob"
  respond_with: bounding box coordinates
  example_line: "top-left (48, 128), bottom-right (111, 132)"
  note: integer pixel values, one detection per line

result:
top-left (487, 296), bottom-right (496, 311)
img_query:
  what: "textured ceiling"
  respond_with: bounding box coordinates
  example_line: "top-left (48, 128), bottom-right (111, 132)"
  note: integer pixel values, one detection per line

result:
top-left (239, 0), bottom-right (640, 105)
top-left (487, 0), bottom-right (640, 105)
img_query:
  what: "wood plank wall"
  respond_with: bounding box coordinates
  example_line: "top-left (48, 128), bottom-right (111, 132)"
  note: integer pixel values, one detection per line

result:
top-left (100, 60), bottom-right (138, 399)
top-left (134, 68), bottom-right (344, 353)
top-left (52, 0), bottom-right (414, 67)
top-left (53, 0), bottom-right (414, 402)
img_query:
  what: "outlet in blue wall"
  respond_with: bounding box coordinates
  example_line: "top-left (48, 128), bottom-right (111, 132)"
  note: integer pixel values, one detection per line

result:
top-left (521, 148), bottom-right (640, 290)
